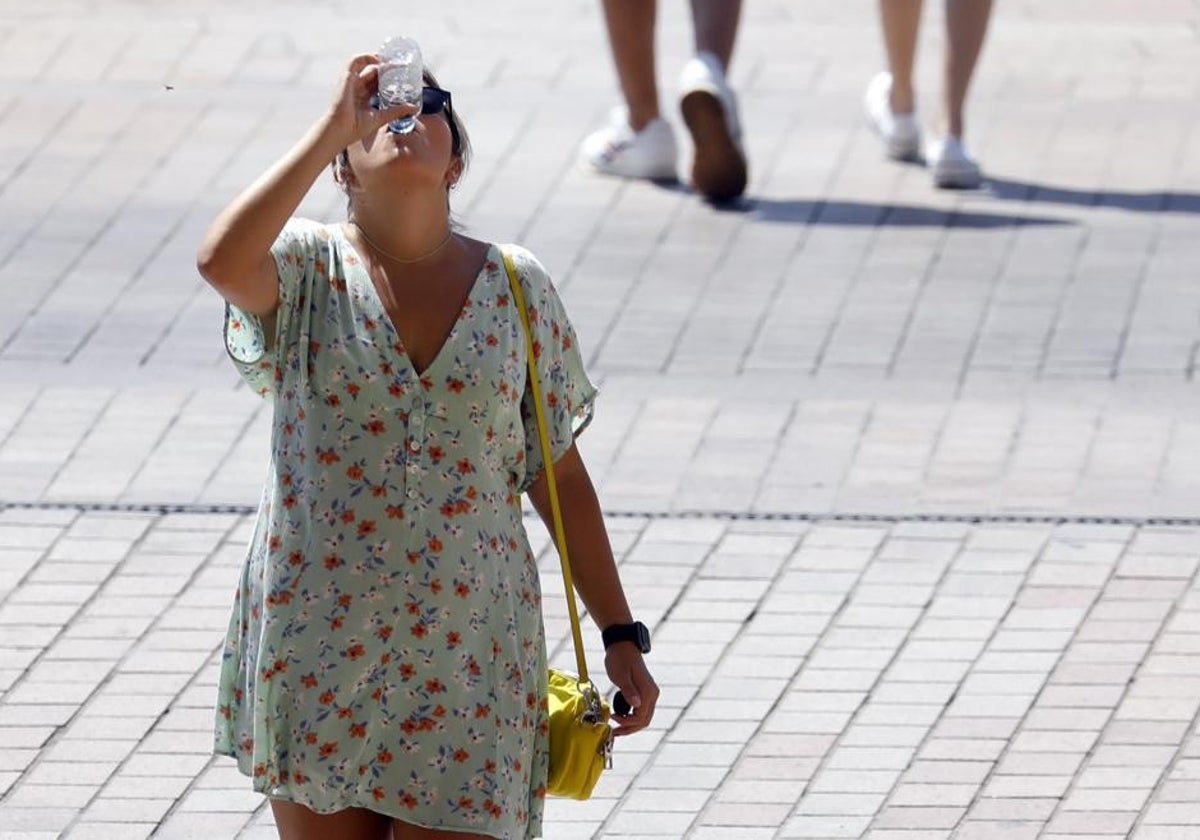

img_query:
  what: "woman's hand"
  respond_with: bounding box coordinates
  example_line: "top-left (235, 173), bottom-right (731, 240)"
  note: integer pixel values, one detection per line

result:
top-left (324, 53), bottom-right (420, 150)
top-left (605, 645), bottom-right (659, 736)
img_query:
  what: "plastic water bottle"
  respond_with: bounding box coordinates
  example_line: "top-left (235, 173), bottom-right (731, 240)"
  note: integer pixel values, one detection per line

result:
top-left (377, 36), bottom-right (423, 135)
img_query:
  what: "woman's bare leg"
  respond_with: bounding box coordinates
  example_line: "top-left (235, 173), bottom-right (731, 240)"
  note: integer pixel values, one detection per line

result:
top-left (270, 799), bottom-right (391, 840)
top-left (942, 0), bottom-right (994, 137)
top-left (691, 0), bottom-right (742, 70)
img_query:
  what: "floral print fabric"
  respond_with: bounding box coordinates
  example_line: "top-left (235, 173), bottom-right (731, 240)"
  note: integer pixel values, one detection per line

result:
top-left (215, 218), bottom-right (596, 839)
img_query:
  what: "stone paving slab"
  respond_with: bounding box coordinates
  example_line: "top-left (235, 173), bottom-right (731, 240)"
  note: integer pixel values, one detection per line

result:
top-left (0, 0), bottom-right (1197, 520)
top-left (2, 377), bottom-right (1199, 519)
top-left (4, 509), bottom-right (1200, 838)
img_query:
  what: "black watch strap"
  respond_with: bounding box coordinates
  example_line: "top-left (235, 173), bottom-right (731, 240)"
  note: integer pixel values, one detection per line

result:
top-left (602, 621), bottom-right (651, 654)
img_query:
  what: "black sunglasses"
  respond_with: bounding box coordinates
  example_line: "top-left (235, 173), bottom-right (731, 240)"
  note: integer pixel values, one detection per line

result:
top-left (423, 86), bottom-right (461, 153)
top-left (370, 86), bottom-right (458, 150)
top-left (420, 86), bottom-right (451, 116)
top-left (370, 86), bottom-right (452, 117)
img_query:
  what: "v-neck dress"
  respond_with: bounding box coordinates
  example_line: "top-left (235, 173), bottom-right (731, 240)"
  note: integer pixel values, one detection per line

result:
top-left (215, 218), bottom-right (596, 839)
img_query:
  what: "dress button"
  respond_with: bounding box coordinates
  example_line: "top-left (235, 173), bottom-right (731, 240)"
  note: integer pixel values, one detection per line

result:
top-left (409, 439), bottom-right (420, 452)
top-left (407, 487), bottom-right (418, 500)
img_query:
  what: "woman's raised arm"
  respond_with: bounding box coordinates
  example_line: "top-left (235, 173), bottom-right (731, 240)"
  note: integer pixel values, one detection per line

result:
top-left (196, 54), bottom-right (416, 316)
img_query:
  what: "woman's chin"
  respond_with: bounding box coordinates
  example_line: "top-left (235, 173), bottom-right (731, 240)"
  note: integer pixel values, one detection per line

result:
top-left (371, 163), bottom-right (444, 193)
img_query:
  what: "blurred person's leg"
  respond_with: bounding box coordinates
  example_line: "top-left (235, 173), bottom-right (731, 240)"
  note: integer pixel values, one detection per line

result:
top-left (604, 0), bottom-right (661, 130)
top-left (580, 0), bottom-right (679, 181)
top-left (942, 0), bottom-right (993, 138)
top-left (880, 0), bottom-right (922, 114)
top-left (680, 0), bottom-right (747, 200)
top-left (691, 0), bottom-right (741, 70)
top-left (926, 0), bottom-right (992, 187)
top-left (865, 0), bottom-right (923, 161)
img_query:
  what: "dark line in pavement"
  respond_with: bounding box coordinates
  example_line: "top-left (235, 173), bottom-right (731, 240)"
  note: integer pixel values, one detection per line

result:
top-left (2, 500), bottom-right (1199, 527)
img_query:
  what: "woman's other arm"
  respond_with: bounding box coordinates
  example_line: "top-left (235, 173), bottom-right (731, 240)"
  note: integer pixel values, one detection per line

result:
top-left (527, 444), bottom-right (659, 735)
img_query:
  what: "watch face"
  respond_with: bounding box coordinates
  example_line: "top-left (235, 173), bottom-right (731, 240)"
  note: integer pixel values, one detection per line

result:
top-left (604, 622), bottom-right (651, 653)
top-left (635, 622), bottom-right (651, 653)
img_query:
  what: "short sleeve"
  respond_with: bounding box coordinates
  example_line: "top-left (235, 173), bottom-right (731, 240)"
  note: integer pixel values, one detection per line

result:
top-left (222, 217), bottom-right (326, 397)
top-left (511, 247), bottom-right (597, 491)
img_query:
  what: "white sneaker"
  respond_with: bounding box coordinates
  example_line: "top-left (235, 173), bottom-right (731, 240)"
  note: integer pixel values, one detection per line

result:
top-left (864, 71), bottom-right (921, 161)
top-left (579, 108), bottom-right (678, 181)
top-left (679, 52), bottom-right (748, 200)
top-left (926, 135), bottom-right (983, 188)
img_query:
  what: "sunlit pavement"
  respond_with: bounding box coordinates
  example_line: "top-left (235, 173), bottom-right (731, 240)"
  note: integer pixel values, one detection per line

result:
top-left (1, 2), bottom-right (1198, 838)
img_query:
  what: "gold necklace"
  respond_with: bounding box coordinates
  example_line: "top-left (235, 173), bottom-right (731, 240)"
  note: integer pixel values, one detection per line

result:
top-left (350, 220), bottom-right (455, 264)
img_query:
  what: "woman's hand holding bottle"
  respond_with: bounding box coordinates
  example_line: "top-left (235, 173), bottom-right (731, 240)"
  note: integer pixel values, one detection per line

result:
top-left (323, 54), bottom-right (420, 150)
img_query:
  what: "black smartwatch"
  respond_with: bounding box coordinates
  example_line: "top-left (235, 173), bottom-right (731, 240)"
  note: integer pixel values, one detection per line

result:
top-left (602, 621), bottom-right (651, 654)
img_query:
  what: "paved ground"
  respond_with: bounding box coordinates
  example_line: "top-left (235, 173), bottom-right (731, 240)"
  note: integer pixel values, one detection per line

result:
top-left (0, 0), bottom-right (1198, 838)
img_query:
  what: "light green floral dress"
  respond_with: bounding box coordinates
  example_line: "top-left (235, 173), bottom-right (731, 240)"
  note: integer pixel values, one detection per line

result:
top-left (214, 218), bottom-right (596, 839)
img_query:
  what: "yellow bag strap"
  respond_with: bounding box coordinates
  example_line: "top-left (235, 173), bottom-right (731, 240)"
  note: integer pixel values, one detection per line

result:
top-left (502, 248), bottom-right (591, 685)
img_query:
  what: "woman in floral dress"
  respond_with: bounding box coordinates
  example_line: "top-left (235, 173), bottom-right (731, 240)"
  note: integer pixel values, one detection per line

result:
top-left (197, 53), bottom-right (658, 840)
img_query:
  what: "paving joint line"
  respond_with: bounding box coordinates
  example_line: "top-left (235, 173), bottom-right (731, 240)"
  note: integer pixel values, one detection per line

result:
top-left (735, 72), bottom-right (833, 376)
top-left (42, 515), bottom-right (255, 838)
top-left (4, 500), bottom-right (1200, 527)
top-left (872, 528), bottom-right (1102, 836)
top-left (583, 182), bottom-right (691, 370)
top-left (595, 515), bottom-right (786, 838)
top-left (1059, 541), bottom-right (1200, 839)
top-left (771, 527), bottom-right (969, 839)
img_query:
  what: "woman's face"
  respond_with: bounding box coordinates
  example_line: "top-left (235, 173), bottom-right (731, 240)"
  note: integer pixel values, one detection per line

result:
top-left (343, 104), bottom-right (460, 196)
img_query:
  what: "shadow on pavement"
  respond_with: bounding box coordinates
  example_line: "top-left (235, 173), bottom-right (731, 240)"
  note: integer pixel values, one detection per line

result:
top-left (692, 176), bottom-right (1199, 224)
top-left (986, 177), bottom-right (1200, 214)
top-left (746, 198), bottom-right (1073, 228)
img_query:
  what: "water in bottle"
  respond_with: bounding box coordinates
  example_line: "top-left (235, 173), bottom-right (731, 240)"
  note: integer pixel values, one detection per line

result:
top-left (377, 36), bottom-right (423, 135)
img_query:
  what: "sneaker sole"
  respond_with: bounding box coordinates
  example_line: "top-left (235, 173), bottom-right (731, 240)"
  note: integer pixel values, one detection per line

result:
top-left (583, 157), bottom-right (678, 181)
top-left (932, 165), bottom-right (982, 189)
top-left (680, 90), bottom-right (747, 201)
top-left (864, 75), bottom-right (921, 162)
top-left (885, 135), bottom-right (921, 162)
